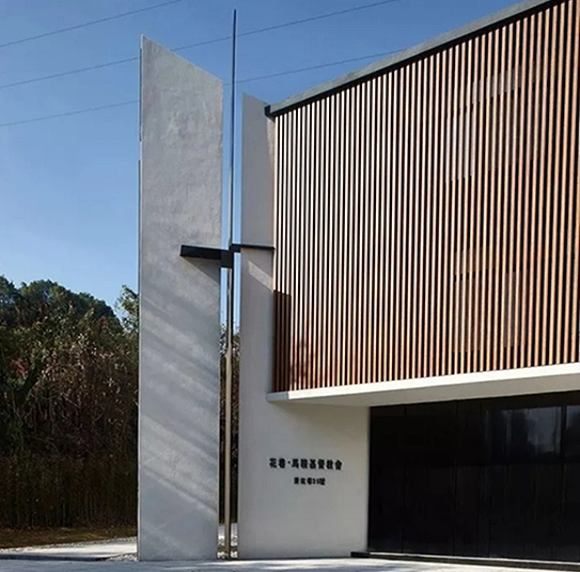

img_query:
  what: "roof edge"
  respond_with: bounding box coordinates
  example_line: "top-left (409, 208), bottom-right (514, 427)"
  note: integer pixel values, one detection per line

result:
top-left (266, 0), bottom-right (557, 117)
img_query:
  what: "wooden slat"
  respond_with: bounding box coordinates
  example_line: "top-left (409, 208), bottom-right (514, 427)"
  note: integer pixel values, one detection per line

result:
top-left (368, 77), bottom-right (380, 384)
top-left (454, 42), bottom-right (464, 374)
top-left (386, 72), bottom-right (396, 381)
top-left (424, 54), bottom-right (436, 378)
top-left (533, 8), bottom-right (550, 367)
top-left (321, 97), bottom-right (330, 386)
top-left (409, 60), bottom-right (420, 380)
top-left (301, 104), bottom-right (310, 389)
top-left (276, 113), bottom-right (284, 391)
top-left (312, 99), bottom-right (322, 386)
top-left (441, 48), bottom-right (452, 375)
top-left (284, 112), bottom-right (292, 390)
top-left (273, 114), bottom-right (282, 391)
top-left (450, 44), bottom-right (461, 375)
top-left (337, 90), bottom-right (347, 386)
top-left (351, 83), bottom-right (362, 385)
top-left (289, 108), bottom-right (298, 388)
top-left (401, 65), bottom-right (410, 380)
top-left (329, 93), bottom-right (339, 385)
top-left (486, 28), bottom-right (499, 372)
top-left (417, 58), bottom-right (427, 379)
top-left (378, 74), bottom-right (388, 382)
top-left (308, 100), bottom-right (316, 387)
top-left (375, 79), bottom-right (384, 381)
top-left (480, 31), bottom-right (493, 371)
top-left (557, 0), bottom-right (571, 364)
top-left (569, 0), bottom-right (580, 363)
top-left (507, 20), bottom-right (519, 368)
top-left (284, 110), bottom-right (292, 389)
top-left (393, 67), bottom-right (404, 381)
top-left (551, 2), bottom-right (566, 365)
top-left (519, 14), bottom-right (535, 368)
top-left (506, 20), bottom-right (520, 369)
top-left (473, 34), bottom-right (485, 373)
top-left (303, 103), bottom-right (313, 388)
top-left (291, 106), bottom-right (300, 388)
top-left (335, 90), bottom-right (344, 385)
top-left (526, 10), bottom-right (543, 367)
top-left (360, 81), bottom-right (371, 385)
top-left (497, 24), bottom-right (510, 371)
top-left (435, 50), bottom-right (447, 376)
top-left (342, 86), bottom-right (354, 386)
top-left (465, 37), bottom-right (476, 373)
top-left (448, 46), bottom-right (458, 375)
top-left (333, 92), bottom-right (343, 382)
top-left (541, 5), bottom-right (557, 365)
top-left (292, 106), bottom-right (300, 389)
top-left (459, 40), bottom-right (469, 373)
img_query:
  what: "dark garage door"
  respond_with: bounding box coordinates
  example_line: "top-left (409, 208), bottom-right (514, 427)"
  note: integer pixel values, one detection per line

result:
top-left (368, 392), bottom-right (580, 562)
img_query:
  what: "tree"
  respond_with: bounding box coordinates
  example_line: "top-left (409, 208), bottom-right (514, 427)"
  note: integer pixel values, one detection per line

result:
top-left (0, 276), bottom-right (139, 528)
top-left (116, 285), bottom-right (138, 337)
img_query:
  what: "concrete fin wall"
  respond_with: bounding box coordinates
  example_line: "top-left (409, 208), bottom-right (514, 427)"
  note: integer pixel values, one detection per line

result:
top-left (139, 37), bottom-right (223, 561)
top-left (238, 95), bottom-right (369, 558)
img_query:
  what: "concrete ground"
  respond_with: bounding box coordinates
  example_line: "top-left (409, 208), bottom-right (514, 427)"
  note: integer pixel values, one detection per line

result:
top-left (0, 540), bottom-right (571, 572)
top-left (0, 548), bottom-right (571, 572)
top-left (0, 558), bottom-right (560, 572)
top-left (0, 538), bottom-right (137, 562)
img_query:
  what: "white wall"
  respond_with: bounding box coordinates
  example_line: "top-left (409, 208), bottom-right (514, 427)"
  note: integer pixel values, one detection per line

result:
top-left (139, 38), bottom-right (222, 561)
top-left (237, 95), bottom-right (370, 559)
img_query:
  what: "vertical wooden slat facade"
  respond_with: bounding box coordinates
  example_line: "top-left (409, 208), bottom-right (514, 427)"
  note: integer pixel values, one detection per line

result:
top-left (272, 0), bottom-right (580, 392)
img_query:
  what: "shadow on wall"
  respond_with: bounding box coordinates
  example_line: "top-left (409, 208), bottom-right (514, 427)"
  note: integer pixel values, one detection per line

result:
top-left (274, 291), bottom-right (335, 393)
top-left (273, 291), bottom-right (293, 393)
top-left (140, 261), bottom-right (219, 557)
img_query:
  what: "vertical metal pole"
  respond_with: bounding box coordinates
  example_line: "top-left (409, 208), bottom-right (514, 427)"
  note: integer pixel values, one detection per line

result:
top-left (224, 8), bottom-right (237, 559)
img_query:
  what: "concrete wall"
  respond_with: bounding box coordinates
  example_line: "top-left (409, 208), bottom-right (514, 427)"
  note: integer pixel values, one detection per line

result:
top-left (139, 37), bottom-right (222, 561)
top-left (237, 95), bottom-right (370, 559)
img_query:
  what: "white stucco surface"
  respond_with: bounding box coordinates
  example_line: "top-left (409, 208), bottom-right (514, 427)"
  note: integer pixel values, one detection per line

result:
top-left (241, 94), bottom-right (274, 247)
top-left (139, 38), bottom-right (223, 561)
top-left (237, 96), bottom-right (369, 559)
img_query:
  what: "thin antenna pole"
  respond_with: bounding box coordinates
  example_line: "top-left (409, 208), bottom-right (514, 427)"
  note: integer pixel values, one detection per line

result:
top-left (224, 8), bottom-right (237, 559)
top-left (228, 10), bottom-right (237, 245)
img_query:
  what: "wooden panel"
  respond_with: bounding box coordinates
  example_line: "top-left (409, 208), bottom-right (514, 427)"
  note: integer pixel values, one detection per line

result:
top-left (272, 0), bottom-right (580, 391)
top-left (568, 0), bottom-right (580, 364)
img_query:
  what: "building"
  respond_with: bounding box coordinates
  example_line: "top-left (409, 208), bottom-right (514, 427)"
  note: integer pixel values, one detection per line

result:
top-left (139, 0), bottom-right (580, 564)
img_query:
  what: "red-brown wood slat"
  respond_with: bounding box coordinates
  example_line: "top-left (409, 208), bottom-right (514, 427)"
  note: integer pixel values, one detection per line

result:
top-left (271, 0), bottom-right (580, 391)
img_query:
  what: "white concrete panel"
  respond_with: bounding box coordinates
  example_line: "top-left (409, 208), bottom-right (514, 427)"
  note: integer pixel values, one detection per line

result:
top-left (238, 96), bottom-right (369, 559)
top-left (267, 363), bottom-right (580, 407)
top-left (139, 37), bottom-right (222, 561)
top-left (241, 94), bottom-right (274, 246)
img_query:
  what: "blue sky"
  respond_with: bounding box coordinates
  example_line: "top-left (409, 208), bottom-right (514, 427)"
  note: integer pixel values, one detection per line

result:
top-left (0, 0), bottom-right (516, 309)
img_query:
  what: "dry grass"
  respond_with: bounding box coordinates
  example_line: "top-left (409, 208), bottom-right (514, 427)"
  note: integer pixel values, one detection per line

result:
top-left (0, 526), bottom-right (136, 549)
